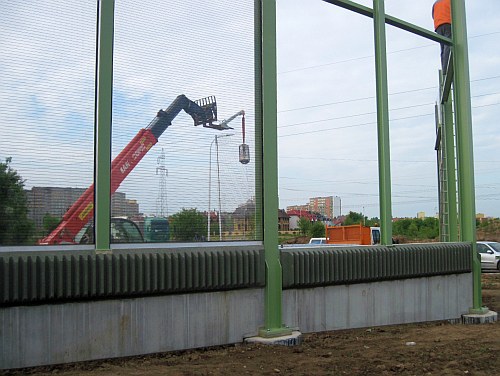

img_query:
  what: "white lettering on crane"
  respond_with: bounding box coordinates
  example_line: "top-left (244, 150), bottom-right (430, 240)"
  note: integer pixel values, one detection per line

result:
top-left (132, 144), bottom-right (146, 160)
top-left (120, 161), bottom-right (130, 174)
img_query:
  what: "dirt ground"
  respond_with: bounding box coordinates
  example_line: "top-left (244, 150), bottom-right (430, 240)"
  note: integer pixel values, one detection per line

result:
top-left (4, 273), bottom-right (500, 376)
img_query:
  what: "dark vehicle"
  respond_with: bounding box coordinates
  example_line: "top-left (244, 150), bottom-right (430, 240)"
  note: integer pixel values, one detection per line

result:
top-left (144, 217), bottom-right (170, 242)
top-left (76, 218), bottom-right (144, 244)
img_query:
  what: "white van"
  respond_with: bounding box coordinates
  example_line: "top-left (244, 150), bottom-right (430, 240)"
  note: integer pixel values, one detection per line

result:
top-left (308, 237), bottom-right (327, 245)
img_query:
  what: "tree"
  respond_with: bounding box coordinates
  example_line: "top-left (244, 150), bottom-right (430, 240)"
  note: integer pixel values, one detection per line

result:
top-left (0, 158), bottom-right (34, 245)
top-left (309, 221), bottom-right (325, 238)
top-left (43, 213), bottom-right (61, 235)
top-left (343, 211), bottom-right (366, 226)
top-left (170, 208), bottom-right (207, 241)
top-left (298, 217), bottom-right (312, 235)
top-left (392, 217), bottom-right (439, 240)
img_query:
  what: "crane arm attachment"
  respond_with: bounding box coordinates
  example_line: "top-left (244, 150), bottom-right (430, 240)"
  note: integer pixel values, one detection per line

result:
top-left (213, 109), bottom-right (250, 165)
top-left (39, 95), bottom-right (220, 245)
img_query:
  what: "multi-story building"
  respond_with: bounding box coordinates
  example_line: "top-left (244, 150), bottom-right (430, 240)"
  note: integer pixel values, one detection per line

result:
top-left (26, 187), bottom-right (140, 230)
top-left (309, 196), bottom-right (341, 219)
top-left (26, 187), bottom-right (86, 229)
top-left (278, 209), bottom-right (290, 231)
top-left (286, 204), bottom-right (310, 213)
top-left (111, 192), bottom-right (140, 217)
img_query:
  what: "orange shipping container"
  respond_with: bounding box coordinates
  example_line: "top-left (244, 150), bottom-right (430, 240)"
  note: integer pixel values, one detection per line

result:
top-left (325, 224), bottom-right (380, 245)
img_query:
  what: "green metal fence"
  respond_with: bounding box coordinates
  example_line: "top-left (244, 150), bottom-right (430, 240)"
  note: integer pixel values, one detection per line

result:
top-left (281, 243), bottom-right (471, 289)
top-left (0, 246), bottom-right (265, 306)
top-left (0, 243), bottom-right (471, 306)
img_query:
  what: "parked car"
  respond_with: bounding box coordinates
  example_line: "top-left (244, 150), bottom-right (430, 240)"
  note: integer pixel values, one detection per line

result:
top-left (308, 237), bottom-right (327, 245)
top-left (476, 241), bottom-right (500, 271)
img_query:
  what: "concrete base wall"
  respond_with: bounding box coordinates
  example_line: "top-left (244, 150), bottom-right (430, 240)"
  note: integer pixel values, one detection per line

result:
top-left (283, 274), bottom-right (473, 333)
top-left (0, 289), bottom-right (264, 369)
top-left (0, 273), bottom-right (472, 369)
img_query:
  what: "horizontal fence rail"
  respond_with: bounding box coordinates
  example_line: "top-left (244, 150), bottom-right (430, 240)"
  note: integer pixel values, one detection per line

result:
top-left (0, 246), bottom-right (265, 306)
top-left (281, 243), bottom-right (472, 288)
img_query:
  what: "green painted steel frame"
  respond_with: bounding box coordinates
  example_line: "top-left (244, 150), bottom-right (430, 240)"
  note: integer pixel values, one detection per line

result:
top-left (89, 0), bottom-right (484, 334)
top-left (91, 0), bottom-right (284, 332)
top-left (260, 0), bottom-right (291, 337)
top-left (450, 0), bottom-right (483, 311)
top-left (94, 0), bottom-right (114, 251)
top-left (439, 71), bottom-right (458, 242)
top-left (323, 0), bottom-right (452, 45)
top-left (372, 0), bottom-right (393, 245)
top-left (321, 0), bottom-right (482, 310)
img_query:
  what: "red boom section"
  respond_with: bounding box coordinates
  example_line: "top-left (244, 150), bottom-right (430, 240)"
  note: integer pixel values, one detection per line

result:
top-left (39, 129), bottom-right (158, 244)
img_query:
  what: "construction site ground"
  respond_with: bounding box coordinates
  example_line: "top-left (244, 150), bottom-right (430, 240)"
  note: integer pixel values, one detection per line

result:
top-left (4, 273), bottom-right (500, 376)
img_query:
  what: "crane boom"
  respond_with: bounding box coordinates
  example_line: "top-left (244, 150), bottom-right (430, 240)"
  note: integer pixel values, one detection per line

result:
top-left (39, 95), bottom-right (220, 245)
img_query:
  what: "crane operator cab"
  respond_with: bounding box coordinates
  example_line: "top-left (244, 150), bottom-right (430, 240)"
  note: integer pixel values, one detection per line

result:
top-left (76, 217), bottom-right (144, 244)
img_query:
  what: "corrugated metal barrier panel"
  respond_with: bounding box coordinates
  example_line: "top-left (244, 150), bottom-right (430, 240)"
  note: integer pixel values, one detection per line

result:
top-left (0, 246), bottom-right (265, 306)
top-left (281, 243), bottom-right (472, 288)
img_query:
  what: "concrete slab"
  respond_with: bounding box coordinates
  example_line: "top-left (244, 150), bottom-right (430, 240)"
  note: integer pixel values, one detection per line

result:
top-left (244, 331), bottom-right (303, 346)
top-left (462, 310), bottom-right (498, 324)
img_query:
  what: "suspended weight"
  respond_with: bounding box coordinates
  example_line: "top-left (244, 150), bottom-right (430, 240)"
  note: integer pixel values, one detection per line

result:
top-left (239, 143), bottom-right (250, 164)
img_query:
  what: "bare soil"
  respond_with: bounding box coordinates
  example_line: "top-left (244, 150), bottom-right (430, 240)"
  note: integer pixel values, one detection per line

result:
top-left (4, 274), bottom-right (500, 376)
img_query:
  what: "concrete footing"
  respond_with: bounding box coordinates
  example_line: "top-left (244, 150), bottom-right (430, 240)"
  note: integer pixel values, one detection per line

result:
top-left (462, 310), bottom-right (498, 324)
top-left (244, 331), bottom-right (303, 346)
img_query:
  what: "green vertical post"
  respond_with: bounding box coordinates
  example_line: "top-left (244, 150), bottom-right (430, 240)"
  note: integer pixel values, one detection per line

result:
top-left (94, 0), bottom-right (115, 251)
top-left (254, 0), bottom-right (263, 241)
top-left (442, 80), bottom-right (458, 242)
top-left (372, 0), bottom-right (393, 245)
top-left (259, 0), bottom-right (290, 337)
top-left (435, 102), bottom-right (447, 241)
top-left (451, 0), bottom-right (483, 311)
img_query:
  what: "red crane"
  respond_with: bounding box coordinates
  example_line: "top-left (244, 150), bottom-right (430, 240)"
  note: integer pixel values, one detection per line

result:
top-left (39, 95), bottom-right (227, 245)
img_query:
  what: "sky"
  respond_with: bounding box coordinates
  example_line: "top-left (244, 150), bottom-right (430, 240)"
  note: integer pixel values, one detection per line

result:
top-left (277, 0), bottom-right (500, 219)
top-left (0, 0), bottom-right (256, 219)
top-left (1, 0), bottom-right (499, 221)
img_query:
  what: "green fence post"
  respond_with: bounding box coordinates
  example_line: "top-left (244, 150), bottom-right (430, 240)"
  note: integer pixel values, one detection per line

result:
top-left (451, 0), bottom-right (484, 312)
top-left (94, 0), bottom-right (115, 251)
top-left (260, 0), bottom-right (291, 337)
top-left (442, 77), bottom-right (458, 242)
top-left (254, 0), bottom-right (263, 241)
top-left (373, 0), bottom-right (393, 245)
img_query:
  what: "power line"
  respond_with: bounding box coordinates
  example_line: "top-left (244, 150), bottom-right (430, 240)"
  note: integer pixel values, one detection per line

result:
top-left (278, 31), bottom-right (500, 75)
top-left (279, 101), bottom-right (500, 138)
top-left (279, 112), bottom-right (434, 138)
top-left (278, 101), bottom-right (434, 129)
top-left (278, 74), bottom-right (500, 114)
top-left (280, 156), bottom-right (500, 164)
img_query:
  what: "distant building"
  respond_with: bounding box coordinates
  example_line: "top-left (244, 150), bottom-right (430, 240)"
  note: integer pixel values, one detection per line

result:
top-left (111, 192), bottom-right (140, 217)
top-left (26, 187), bottom-right (139, 230)
top-left (26, 187), bottom-right (86, 229)
top-left (233, 199), bottom-right (256, 235)
top-left (332, 215), bottom-right (346, 226)
top-left (286, 204), bottom-right (309, 213)
top-left (278, 209), bottom-right (290, 231)
top-left (417, 211), bottom-right (426, 219)
top-left (309, 196), bottom-right (341, 219)
top-left (286, 209), bottom-right (318, 230)
top-left (287, 196), bottom-right (341, 220)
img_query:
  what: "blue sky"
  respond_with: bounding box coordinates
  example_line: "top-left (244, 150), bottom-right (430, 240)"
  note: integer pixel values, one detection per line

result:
top-left (1, 0), bottom-right (499, 220)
